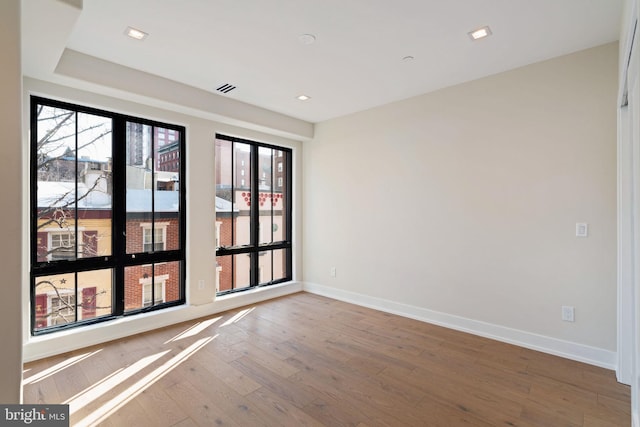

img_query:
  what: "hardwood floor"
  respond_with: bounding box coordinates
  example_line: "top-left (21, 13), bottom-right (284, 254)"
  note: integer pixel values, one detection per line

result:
top-left (23, 292), bottom-right (631, 426)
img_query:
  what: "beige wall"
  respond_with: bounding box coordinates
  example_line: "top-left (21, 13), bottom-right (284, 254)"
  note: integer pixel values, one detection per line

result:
top-left (0, 0), bottom-right (23, 403)
top-left (303, 43), bottom-right (618, 353)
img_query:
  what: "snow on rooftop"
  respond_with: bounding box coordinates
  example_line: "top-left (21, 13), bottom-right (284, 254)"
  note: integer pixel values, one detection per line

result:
top-left (38, 181), bottom-right (180, 212)
top-left (37, 181), bottom-right (111, 209)
top-left (127, 188), bottom-right (179, 212)
top-left (215, 196), bottom-right (235, 213)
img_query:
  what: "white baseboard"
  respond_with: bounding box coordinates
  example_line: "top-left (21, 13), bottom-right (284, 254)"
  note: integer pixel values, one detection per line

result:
top-left (23, 281), bottom-right (303, 362)
top-left (303, 282), bottom-right (617, 370)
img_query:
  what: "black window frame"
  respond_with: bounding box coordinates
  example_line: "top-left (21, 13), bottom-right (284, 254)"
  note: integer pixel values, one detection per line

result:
top-left (30, 96), bottom-right (186, 335)
top-left (215, 134), bottom-right (293, 294)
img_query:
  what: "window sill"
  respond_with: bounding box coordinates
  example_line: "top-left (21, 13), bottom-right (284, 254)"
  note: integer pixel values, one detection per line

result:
top-left (23, 281), bottom-right (302, 362)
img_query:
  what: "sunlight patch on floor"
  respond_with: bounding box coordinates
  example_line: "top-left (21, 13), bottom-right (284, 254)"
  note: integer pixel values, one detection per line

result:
top-left (164, 316), bottom-right (221, 344)
top-left (64, 349), bottom-right (170, 414)
top-left (74, 336), bottom-right (215, 427)
top-left (23, 349), bottom-right (103, 385)
top-left (220, 307), bottom-right (255, 327)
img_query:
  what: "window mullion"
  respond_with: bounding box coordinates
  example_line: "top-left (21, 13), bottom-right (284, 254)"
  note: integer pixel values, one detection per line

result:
top-left (112, 117), bottom-right (126, 316)
top-left (151, 126), bottom-right (156, 253)
top-left (151, 264), bottom-right (155, 308)
top-left (250, 144), bottom-right (259, 287)
top-left (285, 151), bottom-right (293, 277)
top-left (74, 112), bottom-right (79, 261)
top-left (231, 141), bottom-right (236, 249)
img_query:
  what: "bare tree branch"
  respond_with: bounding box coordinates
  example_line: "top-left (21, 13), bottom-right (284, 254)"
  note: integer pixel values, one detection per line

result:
top-left (35, 279), bottom-right (110, 323)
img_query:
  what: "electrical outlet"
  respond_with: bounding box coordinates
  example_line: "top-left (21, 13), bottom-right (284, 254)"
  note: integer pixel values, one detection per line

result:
top-left (330, 267), bottom-right (337, 277)
top-left (198, 280), bottom-right (205, 290)
top-left (576, 223), bottom-right (588, 237)
top-left (562, 306), bottom-right (575, 322)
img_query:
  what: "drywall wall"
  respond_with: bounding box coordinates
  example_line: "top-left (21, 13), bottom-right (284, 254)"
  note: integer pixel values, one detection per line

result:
top-left (303, 43), bottom-right (618, 361)
top-left (0, 0), bottom-right (24, 403)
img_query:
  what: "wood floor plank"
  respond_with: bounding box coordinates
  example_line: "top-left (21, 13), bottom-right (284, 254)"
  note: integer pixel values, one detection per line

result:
top-left (229, 355), bottom-right (318, 409)
top-left (168, 417), bottom-right (198, 427)
top-left (197, 357), bottom-right (262, 396)
top-left (133, 385), bottom-right (189, 426)
top-left (244, 387), bottom-right (325, 427)
top-left (229, 340), bottom-right (300, 378)
top-left (23, 291), bottom-right (631, 426)
top-left (163, 379), bottom-right (243, 427)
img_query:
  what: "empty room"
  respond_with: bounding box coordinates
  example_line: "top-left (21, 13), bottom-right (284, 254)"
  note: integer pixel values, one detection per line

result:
top-left (2, 0), bottom-right (639, 425)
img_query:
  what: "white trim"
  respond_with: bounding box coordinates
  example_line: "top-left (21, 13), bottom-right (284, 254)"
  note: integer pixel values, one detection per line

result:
top-left (138, 273), bottom-right (170, 285)
top-left (139, 222), bottom-right (170, 228)
top-left (618, 5), bottom-right (640, 426)
top-left (618, 94), bottom-right (635, 385)
top-left (303, 282), bottom-right (617, 370)
top-left (39, 226), bottom-right (86, 233)
top-left (618, 0), bottom-right (639, 387)
top-left (215, 221), bottom-right (222, 249)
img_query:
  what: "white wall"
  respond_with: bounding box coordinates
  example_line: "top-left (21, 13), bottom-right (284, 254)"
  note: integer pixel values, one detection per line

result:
top-left (303, 43), bottom-right (618, 367)
top-left (22, 77), bottom-right (304, 361)
top-left (0, 0), bottom-right (23, 403)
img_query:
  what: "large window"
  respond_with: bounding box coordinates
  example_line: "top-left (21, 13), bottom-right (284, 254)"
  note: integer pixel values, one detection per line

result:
top-left (30, 97), bottom-right (186, 334)
top-left (215, 134), bottom-right (292, 294)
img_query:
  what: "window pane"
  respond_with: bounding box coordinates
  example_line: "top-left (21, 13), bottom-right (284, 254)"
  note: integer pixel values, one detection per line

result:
top-left (257, 250), bottom-right (287, 284)
top-left (78, 269), bottom-right (113, 320)
top-left (258, 250), bottom-right (272, 284)
top-left (156, 261), bottom-right (182, 304)
top-left (215, 254), bottom-right (251, 293)
top-left (36, 105), bottom-right (77, 262)
top-left (124, 262), bottom-right (181, 311)
top-left (33, 273), bottom-right (76, 330)
top-left (126, 122), bottom-right (153, 254)
top-left (275, 150), bottom-right (289, 244)
top-left (155, 127), bottom-right (181, 251)
top-left (77, 112), bottom-right (112, 258)
top-left (258, 147), bottom-right (273, 245)
top-left (272, 249), bottom-right (288, 282)
top-left (234, 143), bottom-right (251, 246)
top-left (215, 139), bottom-right (233, 250)
top-left (215, 138), bottom-right (251, 248)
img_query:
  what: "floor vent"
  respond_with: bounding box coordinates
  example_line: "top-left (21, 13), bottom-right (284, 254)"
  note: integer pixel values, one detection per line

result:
top-left (216, 84), bottom-right (236, 94)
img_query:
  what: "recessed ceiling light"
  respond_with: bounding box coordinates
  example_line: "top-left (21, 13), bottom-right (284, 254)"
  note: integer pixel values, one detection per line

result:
top-left (468, 26), bottom-right (492, 41)
top-left (402, 56), bottom-right (415, 62)
top-left (298, 34), bottom-right (316, 45)
top-left (296, 95), bottom-right (311, 101)
top-left (125, 26), bottom-right (148, 40)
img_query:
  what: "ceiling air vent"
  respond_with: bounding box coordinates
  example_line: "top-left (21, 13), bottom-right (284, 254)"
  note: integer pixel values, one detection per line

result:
top-left (216, 83), bottom-right (236, 94)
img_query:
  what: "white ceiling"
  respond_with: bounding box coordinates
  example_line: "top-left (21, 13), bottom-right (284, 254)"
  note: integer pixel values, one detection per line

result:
top-left (23, 0), bottom-right (623, 124)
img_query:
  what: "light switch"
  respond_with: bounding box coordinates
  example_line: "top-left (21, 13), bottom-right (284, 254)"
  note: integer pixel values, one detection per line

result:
top-left (576, 223), bottom-right (588, 237)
